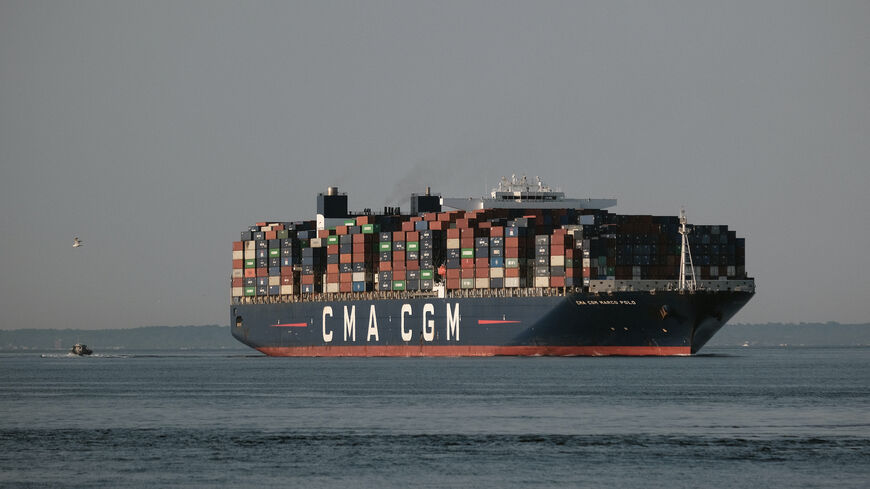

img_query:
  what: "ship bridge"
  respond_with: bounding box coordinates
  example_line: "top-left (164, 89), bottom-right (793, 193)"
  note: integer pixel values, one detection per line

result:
top-left (441, 175), bottom-right (616, 211)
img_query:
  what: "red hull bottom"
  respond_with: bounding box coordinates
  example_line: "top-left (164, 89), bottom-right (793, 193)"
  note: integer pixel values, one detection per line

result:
top-left (257, 345), bottom-right (692, 357)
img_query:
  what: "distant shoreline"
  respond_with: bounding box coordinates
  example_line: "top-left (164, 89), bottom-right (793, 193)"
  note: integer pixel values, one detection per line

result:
top-left (1, 323), bottom-right (869, 351)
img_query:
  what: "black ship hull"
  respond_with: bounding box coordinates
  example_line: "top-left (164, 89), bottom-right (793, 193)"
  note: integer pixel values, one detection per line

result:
top-left (230, 290), bottom-right (753, 356)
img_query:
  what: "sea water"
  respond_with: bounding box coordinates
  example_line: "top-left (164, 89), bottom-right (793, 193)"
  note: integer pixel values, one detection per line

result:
top-left (1, 347), bottom-right (868, 488)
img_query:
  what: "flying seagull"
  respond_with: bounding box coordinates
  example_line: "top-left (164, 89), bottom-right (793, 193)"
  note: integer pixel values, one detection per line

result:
top-left (73, 236), bottom-right (82, 248)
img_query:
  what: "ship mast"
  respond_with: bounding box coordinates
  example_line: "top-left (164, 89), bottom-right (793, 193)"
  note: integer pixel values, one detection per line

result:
top-left (678, 208), bottom-right (697, 292)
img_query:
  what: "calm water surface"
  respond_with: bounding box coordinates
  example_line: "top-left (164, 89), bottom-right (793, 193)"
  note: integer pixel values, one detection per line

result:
top-left (1, 347), bottom-right (868, 488)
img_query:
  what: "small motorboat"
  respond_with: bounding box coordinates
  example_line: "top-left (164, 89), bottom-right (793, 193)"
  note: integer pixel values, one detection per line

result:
top-left (70, 343), bottom-right (93, 356)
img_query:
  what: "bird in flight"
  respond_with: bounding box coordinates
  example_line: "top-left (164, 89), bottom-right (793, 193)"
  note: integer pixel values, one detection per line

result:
top-left (73, 236), bottom-right (83, 248)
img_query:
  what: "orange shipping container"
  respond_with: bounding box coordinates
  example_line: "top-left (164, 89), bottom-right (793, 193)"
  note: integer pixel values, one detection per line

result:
top-left (505, 268), bottom-right (520, 278)
top-left (256, 268), bottom-right (268, 277)
top-left (232, 241), bottom-right (243, 251)
top-left (232, 259), bottom-right (244, 269)
top-left (327, 263), bottom-right (340, 273)
top-left (231, 278), bottom-right (243, 287)
top-left (244, 269), bottom-right (256, 278)
top-left (340, 254), bottom-right (352, 264)
top-left (336, 225), bottom-right (348, 235)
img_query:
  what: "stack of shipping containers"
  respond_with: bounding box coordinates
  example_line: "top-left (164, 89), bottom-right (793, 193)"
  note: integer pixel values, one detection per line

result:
top-left (233, 206), bottom-right (747, 301)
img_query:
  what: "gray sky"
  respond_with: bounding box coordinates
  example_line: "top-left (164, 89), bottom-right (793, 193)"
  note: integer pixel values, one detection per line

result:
top-left (1, 1), bottom-right (868, 330)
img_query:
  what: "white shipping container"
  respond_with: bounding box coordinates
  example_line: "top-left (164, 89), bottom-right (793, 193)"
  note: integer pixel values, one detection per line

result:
top-left (534, 277), bottom-right (550, 288)
top-left (550, 255), bottom-right (565, 267)
top-left (310, 238), bottom-right (322, 248)
top-left (280, 285), bottom-right (295, 295)
top-left (232, 250), bottom-right (244, 260)
top-left (231, 269), bottom-right (244, 279)
top-left (490, 267), bottom-right (504, 278)
top-left (505, 277), bottom-right (520, 288)
top-left (446, 238), bottom-right (460, 249)
top-left (325, 283), bottom-right (339, 293)
top-left (582, 258), bottom-right (591, 267)
top-left (244, 249), bottom-right (256, 259)
top-left (268, 276), bottom-right (280, 286)
top-left (231, 287), bottom-right (243, 297)
top-left (475, 278), bottom-right (490, 289)
top-left (245, 240), bottom-right (256, 250)
top-left (352, 272), bottom-right (368, 282)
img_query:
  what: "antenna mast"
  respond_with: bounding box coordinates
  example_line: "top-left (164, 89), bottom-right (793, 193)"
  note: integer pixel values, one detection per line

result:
top-left (678, 208), bottom-right (697, 292)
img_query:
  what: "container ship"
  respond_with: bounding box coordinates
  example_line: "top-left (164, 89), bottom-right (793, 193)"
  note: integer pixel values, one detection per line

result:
top-left (230, 176), bottom-right (754, 356)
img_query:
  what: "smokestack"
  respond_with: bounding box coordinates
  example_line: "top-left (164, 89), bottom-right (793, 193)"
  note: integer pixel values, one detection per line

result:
top-left (327, 186), bottom-right (338, 196)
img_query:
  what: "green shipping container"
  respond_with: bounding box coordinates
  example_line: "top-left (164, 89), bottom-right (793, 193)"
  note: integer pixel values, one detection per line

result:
top-left (392, 280), bottom-right (406, 291)
top-left (344, 219), bottom-right (356, 226)
top-left (244, 259), bottom-right (256, 268)
top-left (420, 269), bottom-right (433, 280)
top-left (277, 230), bottom-right (289, 239)
top-left (460, 278), bottom-right (474, 289)
top-left (268, 249), bottom-right (280, 258)
top-left (505, 258), bottom-right (519, 268)
top-left (379, 242), bottom-right (392, 252)
top-left (461, 248), bottom-right (474, 258)
top-left (327, 235), bottom-right (339, 245)
top-left (244, 287), bottom-right (256, 296)
top-left (361, 224), bottom-right (377, 234)
top-left (407, 241), bottom-right (419, 252)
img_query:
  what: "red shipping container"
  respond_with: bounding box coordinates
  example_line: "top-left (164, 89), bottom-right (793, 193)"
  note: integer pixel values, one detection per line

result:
top-left (446, 269), bottom-right (461, 279)
top-left (550, 245), bottom-right (565, 256)
top-left (406, 231), bottom-right (419, 241)
top-left (339, 282), bottom-right (352, 292)
top-left (505, 268), bottom-right (520, 278)
top-left (231, 278), bottom-right (243, 287)
top-left (460, 237), bottom-right (475, 248)
top-left (392, 231), bottom-right (404, 241)
top-left (392, 251), bottom-right (404, 261)
top-left (232, 241), bottom-right (243, 251)
top-left (393, 261), bottom-right (406, 271)
top-left (244, 269), bottom-right (256, 278)
top-left (281, 276), bottom-right (294, 285)
top-left (340, 272), bottom-right (352, 282)
top-left (490, 227), bottom-right (504, 237)
top-left (336, 225), bottom-right (348, 235)
top-left (430, 221), bottom-right (446, 231)
top-left (318, 230), bottom-right (330, 238)
top-left (232, 259), bottom-right (243, 269)
top-left (352, 253), bottom-right (366, 263)
top-left (327, 263), bottom-right (339, 273)
top-left (505, 237), bottom-right (519, 247)
top-left (424, 212), bottom-right (438, 221)
top-left (379, 261), bottom-right (392, 271)
top-left (340, 254), bottom-right (351, 264)
top-left (256, 221), bottom-right (267, 227)
top-left (461, 268), bottom-right (475, 279)
top-left (352, 234), bottom-right (365, 244)
top-left (281, 267), bottom-right (295, 277)
top-left (447, 228), bottom-right (460, 239)
top-left (393, 270), bottom-right (407, 281)
top-left (327, 244), bottom-right (339, 254)
top-left (301, 275), bottom-right (314, 285)
top-left (565, 268), bottom-right (577, 278)
top-left (406, 261), bottom-right (419, 271)
top-left (565, 248), bottom-right (574, 259)
top-left (326, 273), bottom-right (339, 283)
top-left (446, 278), bottom-right (461, 289)
top-left (460, 227), bottom-right (476, 238)
top-left (401, 221), bottom-right (415, 232)
top-left (550, 276), bottom-right (566, 287)
top-left (475, 268), bottom-right (489, 278)
top-left (582, 267), bottom-right (592, 278)
top-left (475, 257), bottom-right (488, 268)
top-left (461, 258), bottom-right (474, 268)
top-left (356, 215), bottom-right (372, 225)
top-left (265, 231), bottom-right (277, 240)
top-left (478, 222), bottom-right (491, 229)
top-left (256, 267), bottom-right (268, 277)
top-left (273, 224), bottom-right (284, 231)
top-left (505, 247), bottom-right (519, 258)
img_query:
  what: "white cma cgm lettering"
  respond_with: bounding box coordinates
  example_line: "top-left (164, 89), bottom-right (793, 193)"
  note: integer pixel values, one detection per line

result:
top-left (323, 303), bottom-right (460, 343)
